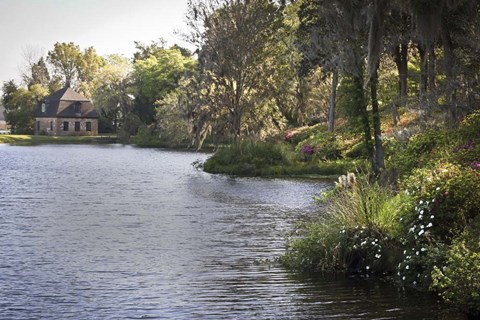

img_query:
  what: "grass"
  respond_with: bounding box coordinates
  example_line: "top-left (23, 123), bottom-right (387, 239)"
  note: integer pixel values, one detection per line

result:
top-left (0, 134), bottom-right (118, 145)
top-left (282, 176), bottom-right (404, 274)
top-left (202, 141), bottom-right (363, 177)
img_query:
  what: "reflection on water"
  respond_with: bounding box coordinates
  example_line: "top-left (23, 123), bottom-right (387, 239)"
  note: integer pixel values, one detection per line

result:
top-left (0, 145), bottom-right (464, 319)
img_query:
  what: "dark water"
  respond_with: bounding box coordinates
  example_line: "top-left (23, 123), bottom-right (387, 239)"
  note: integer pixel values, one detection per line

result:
top-left (0, 144), bottom-right (463, 319)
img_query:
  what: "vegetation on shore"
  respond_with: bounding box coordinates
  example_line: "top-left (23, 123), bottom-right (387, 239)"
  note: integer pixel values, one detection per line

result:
top-left (0, 134), bottom-right (117, 145)
top-left (2, 0), bottom-right (480, 316)
top-left (281, 111), bottom-right (480, 317)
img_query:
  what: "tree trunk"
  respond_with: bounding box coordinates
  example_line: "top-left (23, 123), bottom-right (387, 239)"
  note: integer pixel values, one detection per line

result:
top-left (353, 75), bottom-right (375, 173)
top-left (328, 69), bottom-right (338, 132)
top-left (370, 65), bottom-right (385, 174)
top-left (296, 76), bottom-right (306, 127)
top-left (418, 45), bottom-right (428, 130)
top-left (440, 24), bottom-right (457, 124)
top-left (393, 43), bottom-right (408, 126)
top-left (427, 44), bottom-right (436, 115)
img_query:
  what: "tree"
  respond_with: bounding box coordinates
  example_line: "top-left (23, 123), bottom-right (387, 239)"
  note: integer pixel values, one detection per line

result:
top-left (47, 42), bottom-right (82, 88)
top-left (28, 57), bottom-right (51, 88)
top-left (133, 46), bottom-right (196, 124)
top-left (2, 82), bottom-right (48, 134)
top-left (187, 0), bottom-right (282, 141)
top-left (92, 55), bottom-right (135, 134)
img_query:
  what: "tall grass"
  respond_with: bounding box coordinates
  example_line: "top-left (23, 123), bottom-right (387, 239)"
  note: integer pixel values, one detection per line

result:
top-left (282, 175), bottom-right (404, 273)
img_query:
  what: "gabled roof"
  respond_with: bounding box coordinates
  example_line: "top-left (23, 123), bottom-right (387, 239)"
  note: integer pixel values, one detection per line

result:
top-left (34, 87), bottom-right (98, 119)
top-left (46, 87), bottom-right (90, 102)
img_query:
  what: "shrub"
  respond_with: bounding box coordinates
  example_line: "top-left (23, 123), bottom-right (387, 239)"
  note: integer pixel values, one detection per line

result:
top-left (203, 141), bottom-right (291, 176)
top-left (295, 131), bottom-right (342, 161)
top-left (391, 129), bottom-right (451, 177)
top-left (397, 162), bottom-right (480, 290)
top-left (283, 176), bottom-right (403, 274)
top-left (134, 126), bottom-right (162, 147)
top-left (401, 163), bottom-right (480, 242)
top-left (431, 229), bottom-right (480, 317)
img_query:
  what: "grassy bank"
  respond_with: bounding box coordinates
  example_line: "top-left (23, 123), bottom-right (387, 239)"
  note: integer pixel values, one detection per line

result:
top-left (0, 134), bottom-right (118, 145)
top-left (281, 110), bottom-right (480, 317)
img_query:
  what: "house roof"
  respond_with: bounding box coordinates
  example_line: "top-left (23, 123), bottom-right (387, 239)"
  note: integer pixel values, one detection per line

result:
top-left (35, 87), bottom-right (98, 119)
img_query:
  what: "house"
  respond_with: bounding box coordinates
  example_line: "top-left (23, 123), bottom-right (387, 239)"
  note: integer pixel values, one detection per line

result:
top-left (34, 87), bottom-right (98, 136)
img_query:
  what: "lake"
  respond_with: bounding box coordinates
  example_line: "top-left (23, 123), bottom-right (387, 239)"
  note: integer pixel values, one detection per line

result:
top-left (0, 144), bottom-right (463, 319)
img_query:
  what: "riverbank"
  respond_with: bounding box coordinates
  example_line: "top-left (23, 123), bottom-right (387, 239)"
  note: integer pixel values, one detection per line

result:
top-left (281, 111), bottom-right (480, 318)
top-left (0, 134), bottom-right (118, 145)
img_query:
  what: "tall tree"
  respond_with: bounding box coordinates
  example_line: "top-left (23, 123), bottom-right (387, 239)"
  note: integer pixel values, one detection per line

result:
top-left (133, 46), bottom-right (196, 124)
top-left (187, 0), bottom-right (282, 141)
top-left (47, 42), bottom-right (82, 88)
top-left (93, 55), bottom-right (134, 134)
top-left (2, 82), bottom-right (48, 134)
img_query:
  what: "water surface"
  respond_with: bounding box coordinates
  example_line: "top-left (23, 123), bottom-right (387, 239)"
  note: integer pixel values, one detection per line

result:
top-left (0, 145), bottom-right (463, 319)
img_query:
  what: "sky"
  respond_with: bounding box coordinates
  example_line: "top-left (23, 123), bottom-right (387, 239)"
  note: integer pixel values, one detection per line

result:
top-left (0, 0), bottom-right (192, 88)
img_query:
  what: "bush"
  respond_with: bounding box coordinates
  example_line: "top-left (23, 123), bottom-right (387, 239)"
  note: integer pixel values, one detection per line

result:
top-left (134, 126), bottom-right (162, 147)
top-left (391, 129), bottom-right (452, 177)
top-left (396, 162), bottom-right (480, 290)
top-left (401, 163), bottom-right (480, 242)
top-left (203, 141), bottom-right (291, 176)
top-left (282, 176), bottom-right (403, 274)
top-left (295, 131), bottom-right (342, 161)
top-left (431, 229), bottom-right (480, 317)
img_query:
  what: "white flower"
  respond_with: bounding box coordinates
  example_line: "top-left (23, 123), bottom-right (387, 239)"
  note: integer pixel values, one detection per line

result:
top-left (427, 223), bottom-right (433, 228)
top-left (436, 187), bottom-right (441, 191)
top-left (416, 251), bottom-right (419, 255)
top-left (366, 266), bottom-right (370, 270)
top-left (406, 265), bottom-right (410, 270)
top-left (420, 210), bottom-right (424, 214)
top-left (418, 230), bottom-right (425, 236)
top-left (419, 200), bottom-right (423, 205)
top-left (402, 276), bottom-right (406, 280)
top-left (432, 198), bottom-right (435, 203)
top-left (403, 250), bottom-right (407, 255)
top-left (421, 248), bottom-right (427, 252)
top-left (419, 215), bottom-right (423, 220)
top-left (420, 225), bottom-right (424, 229)
top-left (413, 281), bottom-right (417, 285)
top-left (430, 215), bottom-right (434, 219)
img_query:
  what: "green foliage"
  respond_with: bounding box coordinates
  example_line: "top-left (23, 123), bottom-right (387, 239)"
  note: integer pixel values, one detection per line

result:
top-left (396, 162), bottom-right (480, 292)
top-left (133, 126), bottom-right (162, 147)
top-left (391, 129), bottom-right (452, 176)
top-left (296, 131), bottom-right (342, 160)
top-left (204, 141), bottom-right (291, 176)
top-left (401, 163), bottom-right (480, 242)
top-left (133, 46), bottom-right (196, 124)
top-left (431, 229), bottom-right (480, 317)
top-left (283, 176), bottom-right (403, 274)
top-left (2, 83), bottom-right (49, 134)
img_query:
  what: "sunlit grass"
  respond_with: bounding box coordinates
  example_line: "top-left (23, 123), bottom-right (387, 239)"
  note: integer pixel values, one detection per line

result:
top-left (0, 134), bottom-right (117, 145)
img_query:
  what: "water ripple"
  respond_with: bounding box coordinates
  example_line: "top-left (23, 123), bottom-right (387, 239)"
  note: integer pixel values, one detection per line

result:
top-left (0, 145), bottom-right (464, 319)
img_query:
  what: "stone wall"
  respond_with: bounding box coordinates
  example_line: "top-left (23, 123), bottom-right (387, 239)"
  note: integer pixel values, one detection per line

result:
top-left (35, 118), bottom-right (98, 136)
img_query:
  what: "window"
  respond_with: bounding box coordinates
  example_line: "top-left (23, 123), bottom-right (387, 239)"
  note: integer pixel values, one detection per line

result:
top-left (50, 121), bottom-right (53, 131)
top-left (63, 121), bottom-right (69, 131)
top-left (86, 122), bottom-right (92, 132)
top-left (37, 121), bottom-right (40, 132)
top-left (74, 102), bottom-right (81, 114)
top-left (75, 122), bottom-right (80, 132)
top-left (41, 103), bottom-right (46, 113)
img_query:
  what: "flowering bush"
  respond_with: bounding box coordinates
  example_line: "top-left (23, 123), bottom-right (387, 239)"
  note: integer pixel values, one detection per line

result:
top-left (300, 143), bottom-right (315, 155)
top-left (398, 162), bottom-right (480, 290)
